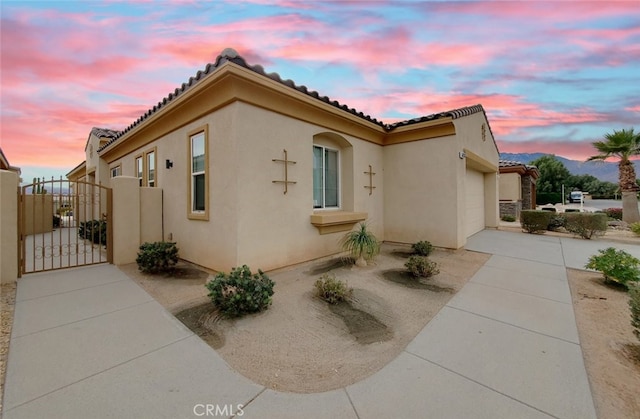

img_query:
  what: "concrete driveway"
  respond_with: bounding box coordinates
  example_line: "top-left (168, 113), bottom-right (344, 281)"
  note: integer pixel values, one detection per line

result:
top-left (4, 229), bottom-right (632, 418)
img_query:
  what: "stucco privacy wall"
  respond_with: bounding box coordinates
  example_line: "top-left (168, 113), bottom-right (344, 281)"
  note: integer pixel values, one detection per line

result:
top-left (0, 170), bottom-right (19, 283)
top-left (234, 102), bottom-right (384, 270)
top-left (111, 176), bottom-right (140, 265)
top-left (22, 195), bottom-right (54, 235)
top-left (383, 136), bottom-right (460, 248)
top-left (140, 187), bottom-right (163, 244)
top-left (499, 172), bottom-right (521, 201)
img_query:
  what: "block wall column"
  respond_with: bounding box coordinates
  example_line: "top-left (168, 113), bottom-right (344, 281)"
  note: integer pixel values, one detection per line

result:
top-left (111, 176), bottom-right (140, 265)
top-left (0, 170), bottom-right (19, 283)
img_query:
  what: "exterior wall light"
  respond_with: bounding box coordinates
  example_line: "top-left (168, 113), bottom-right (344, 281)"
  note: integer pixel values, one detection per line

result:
top-left (458, 151), bottom-right (466, 159)
top-left (166, 159), bottom-right (173, 169)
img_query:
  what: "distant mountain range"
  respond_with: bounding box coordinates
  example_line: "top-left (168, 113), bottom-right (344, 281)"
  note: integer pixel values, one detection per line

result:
top-left (499, 153), bottom-right (635, 184)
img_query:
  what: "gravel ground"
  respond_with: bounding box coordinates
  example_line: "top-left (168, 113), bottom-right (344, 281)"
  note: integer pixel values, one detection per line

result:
top-left (0, 282), bottom-right (17, 415)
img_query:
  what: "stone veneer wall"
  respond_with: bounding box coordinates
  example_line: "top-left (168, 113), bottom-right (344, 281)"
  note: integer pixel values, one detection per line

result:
top-left (499, 201), bottom-right (521, 219)
top-left (521, 174), bottom-right (533, 210)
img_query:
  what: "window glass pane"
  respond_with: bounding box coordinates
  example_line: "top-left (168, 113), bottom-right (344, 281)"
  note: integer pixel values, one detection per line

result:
top-left (193, 173), bottom-right (205, 211)
top-left (325, 149), bottom-right (339, 207)
top-left (147, 152), bottom-right (155, 185)
top-left (192, 134), bottom-right (205, 173)
top-left (313, 146), bottom-right (323, 208)
top-left (136, 158), bottom-right (143, 178)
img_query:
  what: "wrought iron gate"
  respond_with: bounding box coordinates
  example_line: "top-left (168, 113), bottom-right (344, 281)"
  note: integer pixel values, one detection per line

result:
top-left (18, 178), bottom-right (112, 276)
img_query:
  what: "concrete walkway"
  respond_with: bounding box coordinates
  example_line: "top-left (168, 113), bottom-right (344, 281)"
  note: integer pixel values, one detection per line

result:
top-left (4, 229), bottom-right (637, 418)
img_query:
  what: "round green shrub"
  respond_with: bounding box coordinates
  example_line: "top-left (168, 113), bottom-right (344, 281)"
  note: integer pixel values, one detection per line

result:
top-left (585, 247), bottom-right (640, 288)
top-left (314, 273), bottom-right (352, 304)
top-left (564, 213), bottom-right (607, 239)
top-left (630, 222), bottom-right (640, 236)
top-left (520, 210), bottom-right (553, 234)
top-left (206, 265), bottom-right (275, 317)
top-left (136, 241), bottom-right (179, 273)
top-left (405, 256), bottom-right (440, 278)
top-left (412, 240), bottom-right (433, 256)
top-left (501, 215), bottom-right (516, 222)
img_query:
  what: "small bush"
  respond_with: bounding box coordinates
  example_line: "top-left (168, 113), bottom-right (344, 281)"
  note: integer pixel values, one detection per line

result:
top-left (585, 247), bottom-right (640, 288)
top-left (412, 240), bottom-right (433, 256)
top-left (501, 215), bottom-right (516, 222)
top-left (136, 242), bottom-right (179, 273)
top-left (630, 222), bottom-right (640, 236)
top-left (78, 219), bottom-right (107, 245)
top-left (630, 285), bottom-right (640, 341)
top-left (206, 265), bottom-right (275, 317)
top-left (405, 256), bottom-right (440, 278)
top-left (604, 207), bottom-right (623, 220)
top-left (520, 210), bottom-right (553, 234)
top-left (564, 212), bottom-right (607, 239)
top-left (314, 273), bottom-right (352, 304)
top-left (547, 215), bottom-right (566, 231)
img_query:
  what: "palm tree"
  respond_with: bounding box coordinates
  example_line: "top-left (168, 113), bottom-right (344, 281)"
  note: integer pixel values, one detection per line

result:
top-left (587, 128), bottom-right (640, 223)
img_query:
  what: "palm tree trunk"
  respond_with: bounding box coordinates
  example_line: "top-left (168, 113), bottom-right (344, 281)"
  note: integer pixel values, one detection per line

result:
top-left (619, 160), bottom-right (640, 223)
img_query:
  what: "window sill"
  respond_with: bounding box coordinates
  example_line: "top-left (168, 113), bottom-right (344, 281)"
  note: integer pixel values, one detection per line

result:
top-left (310, 211), bottom-right (367, 235)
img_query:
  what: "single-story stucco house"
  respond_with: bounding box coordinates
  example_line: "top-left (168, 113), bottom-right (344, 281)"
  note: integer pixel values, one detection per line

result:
top-left (498, 159), bottom-right (539, 219)
top-left (67, 48), bottom-right (499, 272)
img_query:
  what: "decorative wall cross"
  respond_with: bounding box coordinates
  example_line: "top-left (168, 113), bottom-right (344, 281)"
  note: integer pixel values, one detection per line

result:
top-left (272, 149), bottom-right (297, 194)
top-left (364, 164), bottom-right (376, 195)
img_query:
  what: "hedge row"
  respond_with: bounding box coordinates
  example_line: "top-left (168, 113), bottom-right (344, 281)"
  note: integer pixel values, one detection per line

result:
top-left (521, 210), bottom-right (607, 239)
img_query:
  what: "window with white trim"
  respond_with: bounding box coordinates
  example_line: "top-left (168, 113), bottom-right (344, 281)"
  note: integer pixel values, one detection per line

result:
top-left (135, 156), bottom-right (143, 186)
top-left (190, 131), bottom-right (206, 213)
top-left (313, 145), bottom-right (339, 209)
top-left (110, 165), bottom-right (121, 178)
top-left (146, 151), bottom-right (155, 187)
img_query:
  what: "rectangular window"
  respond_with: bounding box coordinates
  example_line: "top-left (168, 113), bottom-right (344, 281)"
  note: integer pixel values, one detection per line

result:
top-left (110, 165), bottom-right (121, 178)
top-left (313, 145), bottom-right (339, 209)
top-left (135, 156), bottom-right (143, 186)
top-left (188, 126), bottom-right (208, 220)
top-left (146, 151), bottom-right (155, 187)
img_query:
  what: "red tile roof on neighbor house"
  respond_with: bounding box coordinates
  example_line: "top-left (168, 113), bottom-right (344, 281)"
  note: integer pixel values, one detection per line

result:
top-left (499, 159), bottom-right (539, 178)
top-left (98, 48), bottom-right (494, 152)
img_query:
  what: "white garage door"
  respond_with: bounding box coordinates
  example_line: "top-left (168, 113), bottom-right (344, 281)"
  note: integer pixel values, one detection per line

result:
top-left (465, 169), bottom-right (485, 237)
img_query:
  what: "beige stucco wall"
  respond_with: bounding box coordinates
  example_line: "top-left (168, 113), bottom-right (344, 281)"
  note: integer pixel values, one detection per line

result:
top-left (234, 102), bottom-right (384, 271)
top-left (111, 176), bottom-right (140, 265)
top-left (499, 172), bottom-right (521, 201)
top-left (140, 187), bottom-right (163, 244)
top-left (383, 136), bottom-right (460, 248)
top-left (23, 194), bottom-right (54, 235)
top-left (1, 170), bottom-right (19, 283)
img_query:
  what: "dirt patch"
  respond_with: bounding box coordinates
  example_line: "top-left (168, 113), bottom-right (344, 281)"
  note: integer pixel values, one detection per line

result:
top-left (175, 302), bottom-right (226, 349)
top-left (390, 249), bottom-right (413, 259)
top-left (567, 269), bottom-right (640, 419)
top-left (119, 260), bottom-right (211, 312)
top-left (0, 282), bottom-right (17, 415)
top-left (381, 269), bottom-right (454, 292)
top-left (120, 244), bottom-right (489, 393)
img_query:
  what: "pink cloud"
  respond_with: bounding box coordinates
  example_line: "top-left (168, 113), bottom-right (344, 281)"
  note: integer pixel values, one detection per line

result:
top-left (497, 140), bottom-right (601, 162)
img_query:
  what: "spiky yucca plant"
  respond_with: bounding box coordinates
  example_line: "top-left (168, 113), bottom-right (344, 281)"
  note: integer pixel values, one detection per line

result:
top-left (341, 223), bottom-right (380, 267)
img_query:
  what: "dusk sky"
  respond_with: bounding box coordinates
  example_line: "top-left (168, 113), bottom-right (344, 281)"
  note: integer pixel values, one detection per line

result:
top-left (1, 1), bottom-right (639, 183)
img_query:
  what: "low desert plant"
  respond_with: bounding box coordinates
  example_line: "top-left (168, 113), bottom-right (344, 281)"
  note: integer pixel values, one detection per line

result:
top-left (585, 247), bottom-right (640, 288)
top-left (314, 273), bottom-right (353, 304)
top-left (405, 256), bottom-right (440, 278)
top-left (630, 222), bottom-right (640, 236)
top-left (206, 265), bottom-right (274, 317)
top-left (412, 240), bottom-right (433, 256)
top-left (520, 210), bottom-right (553, 234)
top-left (78, 219), bottom-right (107, 245)
top-left (136, 241), bottom-right (179, 273)
top-left (564, 212), bottom-right (607, 239)
top-left (341, 223), bottom-right (380, 267)
top-left (501, 215), bottom-right (516, 222)
top-left (547, 215), bottom-right (566, 231)
top-left (630, 285), bottom-right (640, 342)
top-left (604, 207), bottom-right (623, 220)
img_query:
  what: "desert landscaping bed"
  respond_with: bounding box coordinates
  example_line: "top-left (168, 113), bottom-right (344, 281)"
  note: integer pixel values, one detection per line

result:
top-left (126, 244), bottom-right (490, 393)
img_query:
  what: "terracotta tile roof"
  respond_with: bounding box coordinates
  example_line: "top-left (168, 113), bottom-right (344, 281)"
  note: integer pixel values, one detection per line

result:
top-left (499, 159), bottom-right (539, 177)
top-left (98, 48), bottom-right (492, 152)
top-left (90, 127), bottom-right (120, 139)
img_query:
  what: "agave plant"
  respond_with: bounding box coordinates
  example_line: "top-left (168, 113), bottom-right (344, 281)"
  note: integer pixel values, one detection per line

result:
top-left (341, 223), bottom-right (380, 267)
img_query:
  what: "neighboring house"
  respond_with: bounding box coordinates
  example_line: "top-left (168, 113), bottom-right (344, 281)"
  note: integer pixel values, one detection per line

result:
top-left (0, 147), bottom-right (21, 174)
top-left (499, 159), bottom-right (539, 219)
top-left (67, 48), bottom-right (499, 272)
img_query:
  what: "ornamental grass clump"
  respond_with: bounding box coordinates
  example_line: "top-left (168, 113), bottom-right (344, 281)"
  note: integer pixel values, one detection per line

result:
top-left (341, 223), bottom-right (380, 267)
top-left (631, 222), bottom-right (640, 236)
top-left (206, 265), bottom-right (275, 318)
top-left (585, 247), bottom-right (640, 288)
top-left (314, 273), bottom-right (353, 304)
